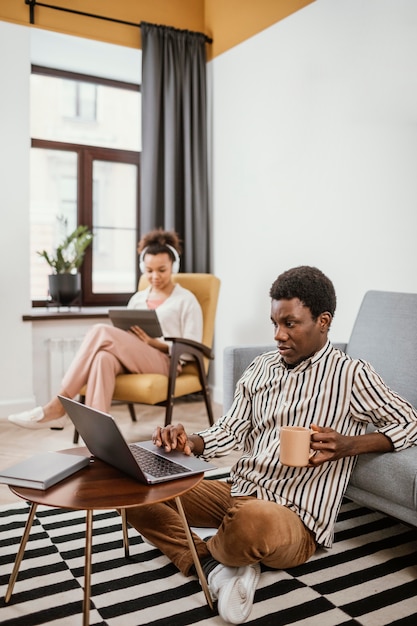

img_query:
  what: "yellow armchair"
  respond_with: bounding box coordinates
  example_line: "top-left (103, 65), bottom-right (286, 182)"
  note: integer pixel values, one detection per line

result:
top-left (73, 273), bottom-right (220, 443)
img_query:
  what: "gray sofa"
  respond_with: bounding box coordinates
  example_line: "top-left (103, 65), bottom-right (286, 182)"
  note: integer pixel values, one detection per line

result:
top-left (223, 290), bottom-right (417, 528)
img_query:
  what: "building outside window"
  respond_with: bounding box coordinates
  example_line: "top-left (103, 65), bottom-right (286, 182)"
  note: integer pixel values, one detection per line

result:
top-left (30, 66), bottom-right (141, 306)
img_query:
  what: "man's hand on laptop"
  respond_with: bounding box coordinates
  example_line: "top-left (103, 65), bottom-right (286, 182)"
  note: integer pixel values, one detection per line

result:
top-left (152, 424), bottom-right (204, 457)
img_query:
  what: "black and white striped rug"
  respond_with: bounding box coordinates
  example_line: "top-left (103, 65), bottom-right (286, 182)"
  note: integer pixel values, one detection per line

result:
top-left (1, 498), bottom-right (416, 625)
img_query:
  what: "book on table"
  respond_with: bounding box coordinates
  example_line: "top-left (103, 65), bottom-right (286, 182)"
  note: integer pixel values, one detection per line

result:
top-left (0, 451), bottom-right (90, 490)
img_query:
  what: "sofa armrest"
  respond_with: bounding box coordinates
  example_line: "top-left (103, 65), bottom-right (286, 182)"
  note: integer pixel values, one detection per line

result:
top-left (223, 345), bottom-right (275, 412)
top-left (346, 446), bottom-right (417, 527)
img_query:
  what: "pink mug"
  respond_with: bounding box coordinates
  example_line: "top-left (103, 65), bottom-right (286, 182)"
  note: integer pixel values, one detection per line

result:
top-left (280, 426), bottom-right (313, 467)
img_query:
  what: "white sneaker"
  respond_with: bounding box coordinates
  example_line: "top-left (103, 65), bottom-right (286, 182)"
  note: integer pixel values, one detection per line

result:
top-left (208, 562), bottom-right (261, 624)
top-left (208, 563), bottom-right (240, 601)
top-left (8, 407), bottom-right (67, 430)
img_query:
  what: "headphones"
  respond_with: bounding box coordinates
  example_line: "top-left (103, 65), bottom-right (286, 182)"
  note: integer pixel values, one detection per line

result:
top-left (139, 244), bottom-right (180, 274)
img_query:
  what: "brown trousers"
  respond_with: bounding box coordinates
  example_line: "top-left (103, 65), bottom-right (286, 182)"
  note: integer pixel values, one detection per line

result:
top-left (126, 479), bottom-right (317, 576)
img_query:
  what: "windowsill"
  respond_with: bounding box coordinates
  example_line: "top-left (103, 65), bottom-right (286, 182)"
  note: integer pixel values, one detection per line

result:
top-left (22, 307), bottom-right (110, 321)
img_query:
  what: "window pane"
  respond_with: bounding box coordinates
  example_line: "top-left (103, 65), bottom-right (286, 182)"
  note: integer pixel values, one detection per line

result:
top-left (92, 160), bottom-right (138, 294)
top-left (30, 149), bottom-right (78, 300)
top-left (62, 80), bottom-right (97, 120)
top-left (31, 74), bottom-right (141, 151)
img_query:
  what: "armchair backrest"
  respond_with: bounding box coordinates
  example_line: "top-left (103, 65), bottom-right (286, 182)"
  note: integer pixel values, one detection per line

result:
top-left (139, 273), bottom-right (221, 351)
top-left (345, 290), bottom-right (417, 408)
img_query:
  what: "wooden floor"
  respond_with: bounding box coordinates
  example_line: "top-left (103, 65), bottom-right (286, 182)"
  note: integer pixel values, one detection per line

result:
top-left (0, 397), bottom-right (238, 507)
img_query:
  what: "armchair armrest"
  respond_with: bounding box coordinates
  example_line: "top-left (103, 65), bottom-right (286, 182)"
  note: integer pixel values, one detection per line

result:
top-left (163, 337), bottom-right (215, 427)
top-left (165, 337), bottom-right (214, 360)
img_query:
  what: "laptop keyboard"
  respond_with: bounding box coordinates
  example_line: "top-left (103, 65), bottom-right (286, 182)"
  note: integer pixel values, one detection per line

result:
top-left (130, 444), bottom-right (191, 478)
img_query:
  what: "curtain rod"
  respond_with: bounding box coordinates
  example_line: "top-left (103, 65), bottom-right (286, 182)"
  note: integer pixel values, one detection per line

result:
top-left (24, 0), bottom-right (213, 44)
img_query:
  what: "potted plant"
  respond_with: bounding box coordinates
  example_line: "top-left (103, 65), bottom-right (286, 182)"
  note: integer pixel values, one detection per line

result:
top-left (37, 217), bottom-right (93, 306)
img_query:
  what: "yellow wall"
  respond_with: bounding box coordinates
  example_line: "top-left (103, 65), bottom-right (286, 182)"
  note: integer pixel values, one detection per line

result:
top-left (0, 0), bottom-right (314, 59)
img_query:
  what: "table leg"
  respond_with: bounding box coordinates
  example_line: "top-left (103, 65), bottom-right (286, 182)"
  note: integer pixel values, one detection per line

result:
top-left (174, 496), bottom-right (213, 610)
top-left (4, 502), bottom-right (38, 603)
top-left (120, 508), bottom-right (130, 557)
top-left (83, 509), bottom-right (93, 626)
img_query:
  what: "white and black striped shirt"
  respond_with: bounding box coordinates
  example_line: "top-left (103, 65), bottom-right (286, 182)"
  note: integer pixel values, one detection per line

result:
top-left (198, 341), bottom-right (417, 547)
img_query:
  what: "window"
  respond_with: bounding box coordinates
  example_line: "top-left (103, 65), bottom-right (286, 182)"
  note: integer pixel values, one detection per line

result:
top-left (30, 66), bottom-right (141, 306)
top-left (62, 80), bottom-right (97, 121)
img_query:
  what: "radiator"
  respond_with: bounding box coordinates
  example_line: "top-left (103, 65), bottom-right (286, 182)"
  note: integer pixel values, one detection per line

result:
top-left (46, 337), bottom-right (84, 397)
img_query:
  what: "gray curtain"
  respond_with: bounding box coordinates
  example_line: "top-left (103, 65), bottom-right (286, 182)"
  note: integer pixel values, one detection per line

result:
top-left (140, 22), bottom-right (210, 272)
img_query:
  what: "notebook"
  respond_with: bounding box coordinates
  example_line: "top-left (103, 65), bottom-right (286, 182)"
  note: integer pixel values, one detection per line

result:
top-left (58, 396), bottom-right (216, 485)
top-left (0, 451), bottom-right (90, 490)
top-left (108, 308), bottom-right (163, 337)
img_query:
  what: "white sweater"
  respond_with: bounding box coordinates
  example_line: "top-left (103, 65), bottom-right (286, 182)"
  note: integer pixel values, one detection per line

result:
top-left (127, 283), bottom-right (203, 349)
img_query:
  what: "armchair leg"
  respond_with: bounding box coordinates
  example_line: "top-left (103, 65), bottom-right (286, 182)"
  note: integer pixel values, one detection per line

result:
top-left (163, 368), bottom-right (214, 428)
top-left (164, 400), bottom-right (175, 427)
top-left (73, 394), bottom-right (86, 444)
top-left (201, 383), bottom-right (214, 426)
top-left (164, 342), bottom-right (215, 428)
top-left (127, 404), bottom-right (137, 422)
top-left (193, 358), bottom-right (214, 427)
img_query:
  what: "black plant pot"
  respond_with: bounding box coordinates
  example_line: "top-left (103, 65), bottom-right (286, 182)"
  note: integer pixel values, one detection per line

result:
top-left (48, 273), bottom-right (81, 306)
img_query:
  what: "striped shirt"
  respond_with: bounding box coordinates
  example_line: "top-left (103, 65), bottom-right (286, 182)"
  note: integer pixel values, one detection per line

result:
top-left (197, 340), bottom-right (417, 547)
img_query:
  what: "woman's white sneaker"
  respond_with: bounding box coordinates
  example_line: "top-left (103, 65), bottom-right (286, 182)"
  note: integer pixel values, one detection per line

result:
top-left (8, 407), bottom-right (67, 430)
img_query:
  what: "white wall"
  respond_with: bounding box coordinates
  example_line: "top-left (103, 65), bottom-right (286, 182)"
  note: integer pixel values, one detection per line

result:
top-left (1, 0), bottom-right (417, 413)
top-left (0, 22), bottom-right (33, 413)
top-left (0, 24), bottom-right (140, 415)
top-left (210, 0), bottom-right (417, 402)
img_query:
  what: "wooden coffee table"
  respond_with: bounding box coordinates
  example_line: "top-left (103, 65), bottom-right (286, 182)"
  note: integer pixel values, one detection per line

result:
top-left (4, 447), bottom-right (213, 626)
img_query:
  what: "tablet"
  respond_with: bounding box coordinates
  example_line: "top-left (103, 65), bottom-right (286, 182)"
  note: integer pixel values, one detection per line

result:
top-left (108, 308), bottom-right (163, 337)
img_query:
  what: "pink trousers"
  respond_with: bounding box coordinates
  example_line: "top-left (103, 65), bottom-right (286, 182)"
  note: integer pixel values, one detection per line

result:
top-left (126, 479), bottom-right (317, 576)
top-left (60, 323), bottom-right (170, 412)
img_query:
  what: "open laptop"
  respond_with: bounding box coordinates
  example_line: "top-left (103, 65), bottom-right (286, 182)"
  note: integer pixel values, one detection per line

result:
top-left (108, 308), bottom-right (163, 337)
top-left (58, 396), bottom-right (216, 485)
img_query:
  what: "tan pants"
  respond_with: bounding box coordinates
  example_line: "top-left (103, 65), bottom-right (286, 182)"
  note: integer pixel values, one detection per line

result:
top-left (126, 479), bottom-right (317, 576)
top-left (61, 323), bottom-right (170, 412)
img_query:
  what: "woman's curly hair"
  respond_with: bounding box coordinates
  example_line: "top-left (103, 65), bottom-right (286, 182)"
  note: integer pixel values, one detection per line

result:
top-left (137, 228), bottom-right (182, 262)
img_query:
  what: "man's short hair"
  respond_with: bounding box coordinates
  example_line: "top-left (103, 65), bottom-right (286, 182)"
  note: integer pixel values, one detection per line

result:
top-left (269, 266), bottom-right (336, 319)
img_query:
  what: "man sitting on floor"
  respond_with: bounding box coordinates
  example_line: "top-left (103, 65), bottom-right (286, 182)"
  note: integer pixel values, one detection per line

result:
top-left (126, 265), bottom-right (417, 624)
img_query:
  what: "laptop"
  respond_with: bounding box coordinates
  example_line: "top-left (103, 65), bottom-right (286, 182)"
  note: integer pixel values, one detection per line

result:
top-left (108, 308), bottom-right (163, 337)
top-left (58, 396), bottom-right (216, 485)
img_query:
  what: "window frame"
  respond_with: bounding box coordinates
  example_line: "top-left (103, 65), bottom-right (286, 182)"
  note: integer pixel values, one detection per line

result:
top-left (31, 66), bottom-right (141, 308)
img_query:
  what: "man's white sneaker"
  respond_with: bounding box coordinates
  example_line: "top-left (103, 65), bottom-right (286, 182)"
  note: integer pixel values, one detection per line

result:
top-left (207, 563), bottom-right (240, 601)
top-left (208, 562), bottom-right (261, 624)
